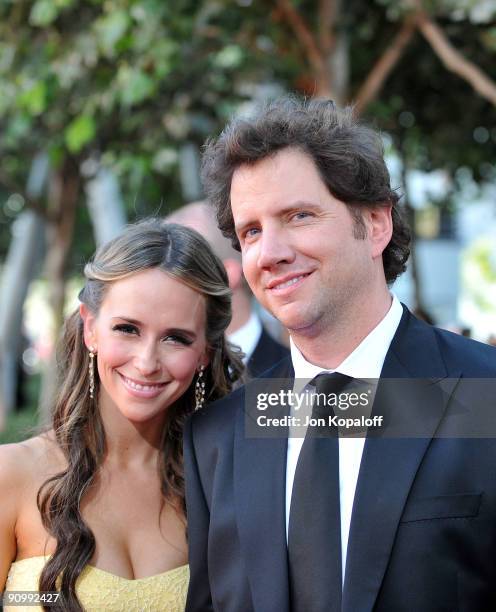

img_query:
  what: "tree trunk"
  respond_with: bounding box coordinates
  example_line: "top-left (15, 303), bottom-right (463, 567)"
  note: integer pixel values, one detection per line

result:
top-left (38, 158), bottom-right (80, 425)
top-left (85, 165), bottom-right (126, 246)
top-left (0, 212), bottom-right (45, 424)
top-left (179, 143), bottom-right (203, 203)
top-left (399, 144), bottom-right (424, 313)
top-left (320, 0), bottom-right (349, 104)
top-left (0, 153), bottom-right (48, 429)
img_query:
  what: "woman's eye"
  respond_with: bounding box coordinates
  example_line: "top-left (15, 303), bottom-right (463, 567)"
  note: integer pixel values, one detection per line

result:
top-left (163, 335), bottom-right (193, 346)
top-left (113, 324), bottom-right (138, 335)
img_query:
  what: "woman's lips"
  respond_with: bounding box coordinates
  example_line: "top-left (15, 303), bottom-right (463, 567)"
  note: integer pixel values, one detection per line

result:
top-left (118, 373), bottom-right (168, 399)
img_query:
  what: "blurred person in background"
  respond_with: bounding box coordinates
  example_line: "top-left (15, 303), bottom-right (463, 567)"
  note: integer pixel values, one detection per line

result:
top-left (0, 219), bottom-right (242, 611)
top-left (165, 201), bottom-right (289, 378)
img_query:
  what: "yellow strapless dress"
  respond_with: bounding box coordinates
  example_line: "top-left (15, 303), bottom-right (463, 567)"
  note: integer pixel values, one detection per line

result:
top-left (4, 556), bottom-right (189, 612)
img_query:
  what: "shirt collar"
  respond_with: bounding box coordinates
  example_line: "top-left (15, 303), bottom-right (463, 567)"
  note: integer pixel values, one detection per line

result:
top-left (290, 294), bottom-right (403, 384)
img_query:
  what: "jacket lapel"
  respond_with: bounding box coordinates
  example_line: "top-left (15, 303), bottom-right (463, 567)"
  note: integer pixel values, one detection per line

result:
top-left (247, 328), bottom-right (289, 379)
top-left (342, 308), bottom-right (461, 612)
top-left (233, 358), bottom-right (293, 612)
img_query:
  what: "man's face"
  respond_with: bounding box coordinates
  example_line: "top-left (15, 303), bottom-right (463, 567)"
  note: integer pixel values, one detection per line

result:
top-left (230, 147), bottom-right (381, 337)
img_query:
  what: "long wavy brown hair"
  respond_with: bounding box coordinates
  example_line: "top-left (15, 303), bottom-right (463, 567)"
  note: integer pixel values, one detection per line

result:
top-left (37, 219), bottom-right (244, 611)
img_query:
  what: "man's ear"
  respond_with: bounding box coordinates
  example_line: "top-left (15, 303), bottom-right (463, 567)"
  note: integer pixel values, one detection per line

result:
top-left (223, 259), bottom-right (243, 290)
top-left (366, 205), bottom-right (393, 259)
top-left (79, 303), bottom-right (97, 350)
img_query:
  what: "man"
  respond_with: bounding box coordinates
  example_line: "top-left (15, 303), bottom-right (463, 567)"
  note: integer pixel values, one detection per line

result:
top-left (184, 97), bottom-right (496, 611)
top-left (165, 201), bottom-right (289, 377)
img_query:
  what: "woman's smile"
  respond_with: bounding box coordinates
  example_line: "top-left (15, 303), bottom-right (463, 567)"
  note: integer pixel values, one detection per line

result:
top-left (118, 372), bottom-right (169, 399)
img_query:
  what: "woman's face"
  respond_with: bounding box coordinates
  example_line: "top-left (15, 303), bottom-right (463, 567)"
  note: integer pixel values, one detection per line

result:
top-left (81, 268), bottom-right (209, 424)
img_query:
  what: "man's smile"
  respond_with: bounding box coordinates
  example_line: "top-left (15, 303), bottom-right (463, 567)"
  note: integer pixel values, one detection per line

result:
top-left (266, 272), bottom-right (313, 295)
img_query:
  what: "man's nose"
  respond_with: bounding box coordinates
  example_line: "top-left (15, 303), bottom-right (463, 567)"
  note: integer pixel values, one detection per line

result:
top-left (257, 228), bottom-right (295, 269)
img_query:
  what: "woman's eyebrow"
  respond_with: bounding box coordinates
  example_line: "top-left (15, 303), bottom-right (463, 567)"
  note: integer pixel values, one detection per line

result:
top-left (111, 317), bottom-right (198, 338)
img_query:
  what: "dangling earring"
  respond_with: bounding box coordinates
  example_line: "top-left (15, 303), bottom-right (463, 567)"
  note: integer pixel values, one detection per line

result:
top-left (88, 346), bottom-right (96, 400)
top-left (195, 365), bottom-right (206, 411)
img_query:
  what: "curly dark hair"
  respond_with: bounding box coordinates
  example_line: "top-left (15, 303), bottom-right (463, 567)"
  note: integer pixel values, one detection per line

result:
top-left (201, 96), bottom-right (410, 284)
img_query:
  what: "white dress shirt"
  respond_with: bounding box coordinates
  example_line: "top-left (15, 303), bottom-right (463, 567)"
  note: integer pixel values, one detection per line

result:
top-left (286, 295), bottom-right (403, 584)
top-left (228, 311), bottom-right (263, 364)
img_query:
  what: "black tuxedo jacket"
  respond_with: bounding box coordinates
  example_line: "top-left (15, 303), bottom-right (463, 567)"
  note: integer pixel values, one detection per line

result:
top-left (184, 307), bottom-right (496, 611)
top-left (246, 327), bottom-right (289, 379)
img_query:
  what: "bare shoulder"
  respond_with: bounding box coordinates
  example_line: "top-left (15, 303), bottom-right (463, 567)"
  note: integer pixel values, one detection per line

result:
top-left (0, 440), bottom-right (38, 584)
top-left (0, 432), bottom-right (64, 491)
top-left (0, 434), bottom-right (64, 582)
top-left (0, 440), bottom-right (33, 487)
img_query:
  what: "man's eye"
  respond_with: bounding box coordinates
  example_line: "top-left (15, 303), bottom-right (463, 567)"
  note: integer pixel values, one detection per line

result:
top-left (113, 324), bottom-right (138, 335)
top-left (245, 228), bottom-right (260, 239)
top-left (293, 211), bottom-right (312, 220)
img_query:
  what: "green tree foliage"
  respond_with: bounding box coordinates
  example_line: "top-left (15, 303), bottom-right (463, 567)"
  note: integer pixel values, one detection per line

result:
top-left (267, 0), bottom-right (496, 183)
top-left (0, 0), bottom-right (279, 243)
top-left (363, 0), bottom-right (496, 179)
top-left (0, 0), bottom-right (495, 255)
top-left (0, 0), bottom-right (495, 423)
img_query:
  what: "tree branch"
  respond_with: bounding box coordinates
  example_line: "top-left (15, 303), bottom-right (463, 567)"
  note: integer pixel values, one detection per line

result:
top-left (354, 16), bottom-right (418, 115)
top-left (318, 0), bottom-right (336, 55)
top-left (276, 0), bottom-right (332, 96)
top-left (417, 11), bottom-right (496, 107)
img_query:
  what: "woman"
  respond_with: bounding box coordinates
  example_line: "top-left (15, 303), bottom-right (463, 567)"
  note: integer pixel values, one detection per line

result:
top-left (0, 219), bottom-right (243, 611)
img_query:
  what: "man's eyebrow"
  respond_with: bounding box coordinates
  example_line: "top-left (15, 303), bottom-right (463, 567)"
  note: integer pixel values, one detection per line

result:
top-left (234, 218), bottom-right (257, 235)
top-left (234, 201), bottom-right (322, 234)
top-left (279, 201), bottom-right (322, 214)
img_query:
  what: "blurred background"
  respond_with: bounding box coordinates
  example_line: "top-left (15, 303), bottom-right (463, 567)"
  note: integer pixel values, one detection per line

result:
top-left (1, 0), bottom-right (495, 442)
